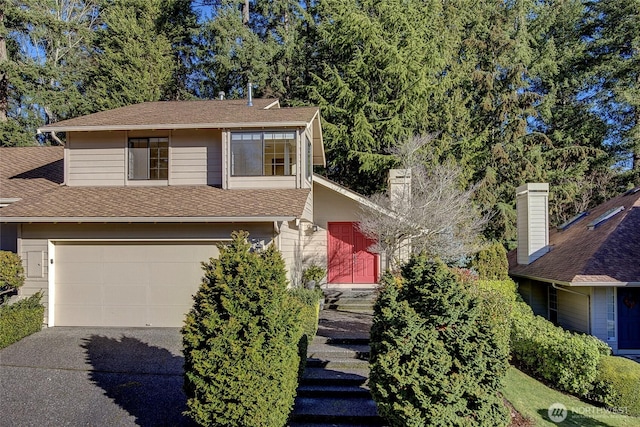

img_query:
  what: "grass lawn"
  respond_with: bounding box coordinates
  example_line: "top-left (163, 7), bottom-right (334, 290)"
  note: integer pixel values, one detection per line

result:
top-left (503, 367), bottom-right (638, 426)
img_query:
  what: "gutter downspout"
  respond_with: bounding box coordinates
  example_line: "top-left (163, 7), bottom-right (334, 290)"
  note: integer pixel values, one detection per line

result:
top-left (552, 283), bottom-right (591, 334)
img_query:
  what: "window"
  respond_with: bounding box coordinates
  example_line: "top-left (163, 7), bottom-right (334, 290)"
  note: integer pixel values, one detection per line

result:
top-left (128, 138), bottom-right (168, 180)
top-left (606, 287), bottom-right (616, 341)
top-left (548, 286), bottom-right (558, 325)
top-left (306, 136), bottom-right (312, 181)
top-left (231, 132), bottom-right (296, 176)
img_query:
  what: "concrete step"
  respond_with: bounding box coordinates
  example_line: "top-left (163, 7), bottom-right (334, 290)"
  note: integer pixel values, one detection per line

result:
top-left (291, 396), bottom-right (384, 425)
top-left (301, 367), bottom-right (369, 386)
top-left (306, 357), bottom-right (370, 369)
top-left (312, 336), bottom-right (370, 346)
top-left (326, 305), bottom-right (374, 314)
top-left (296, 384), bottom-right (372, 398)
top-left (307, 343), bottom-right (370, 360)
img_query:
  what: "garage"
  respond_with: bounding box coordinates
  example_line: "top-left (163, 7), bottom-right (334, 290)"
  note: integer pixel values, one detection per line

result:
top-left (53, 241), bottom-right (219, 327)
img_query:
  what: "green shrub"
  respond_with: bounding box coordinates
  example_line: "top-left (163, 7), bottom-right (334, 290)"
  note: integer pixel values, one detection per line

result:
top-left (472, 242), bottom-right (509, 280)
top-left (289, 287), bottom-right (322, 339)
top-left (510, 301), bottom-right (606, 397)
top-left (302, 264), bottom-right (326, 287)
top-left (182, 231), bottom-right (303, 427)
top-left (0, 292), bottom-right (44, 349)
top-left (0, 251), bottom-right (25, 292)
top-left (289, 287), bottom-right (321, 378)
top-left (370, 256), bottom-right (510, 426)
top-left (592, 356), bottom-right (640, 416)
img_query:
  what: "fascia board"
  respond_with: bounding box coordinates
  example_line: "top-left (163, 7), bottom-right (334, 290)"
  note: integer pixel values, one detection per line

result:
top-left (1, 216), bottom-right (297, 223)
top-left (508, 272), bottom-right (639, 287)
top-left (37, 121), bottom-right (311, 133)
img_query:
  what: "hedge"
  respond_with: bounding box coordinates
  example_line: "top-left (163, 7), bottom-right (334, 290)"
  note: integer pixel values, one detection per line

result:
top-left (288, 287), bottom-right (322, 378)
top-left (592, 355), bottom-right (640, 416)
top-left (478, 279), bottom-right (611, 399)
top-left (0, 292), bottom-right (44, 349)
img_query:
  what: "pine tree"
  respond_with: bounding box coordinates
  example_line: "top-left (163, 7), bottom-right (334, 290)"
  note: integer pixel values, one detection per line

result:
top-left (87, 0), bottom-right (187, 111)
top-left (182, 231), bottom-right (302, 426)
top-left (1, 0), bottom-right (98, 145)
top-left (370, 255), bottom-right (509, 426)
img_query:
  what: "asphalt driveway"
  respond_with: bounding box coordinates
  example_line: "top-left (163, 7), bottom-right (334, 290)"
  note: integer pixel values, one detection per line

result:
top-left (0, 327), bottom-right (195, 426)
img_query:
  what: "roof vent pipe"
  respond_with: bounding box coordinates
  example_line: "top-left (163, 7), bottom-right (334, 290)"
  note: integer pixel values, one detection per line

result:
top-left (218, 91), bottom-right (225, 100)
top-left (247, 82), bottom-right (253, 107)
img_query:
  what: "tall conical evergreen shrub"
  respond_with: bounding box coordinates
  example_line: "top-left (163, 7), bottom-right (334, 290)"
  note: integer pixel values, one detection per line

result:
top-left (182, 231), bottom-right (302, 426)
top-left (370, 255), bottom-right (510, 426)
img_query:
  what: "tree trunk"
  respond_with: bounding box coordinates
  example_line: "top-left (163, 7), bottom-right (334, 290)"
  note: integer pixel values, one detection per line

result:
top-left (0, 10), bottom-right (8, 123)
top-left (242, 0), bottom-right (249, 26)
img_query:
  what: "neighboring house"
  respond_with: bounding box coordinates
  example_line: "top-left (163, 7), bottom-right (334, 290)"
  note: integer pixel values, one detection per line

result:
top-left (0, 98), bottom-right (386, 328)
top-left (509, 183), bottom-right (640, 355)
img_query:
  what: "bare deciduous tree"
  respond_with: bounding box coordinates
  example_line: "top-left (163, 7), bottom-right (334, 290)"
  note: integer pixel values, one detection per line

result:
top-left (358, 135), bottom-right (487, 267)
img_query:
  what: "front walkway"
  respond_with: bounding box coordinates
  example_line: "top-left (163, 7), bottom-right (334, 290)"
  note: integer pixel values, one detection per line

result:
top-left (290, 287), bottom-right (385, 426)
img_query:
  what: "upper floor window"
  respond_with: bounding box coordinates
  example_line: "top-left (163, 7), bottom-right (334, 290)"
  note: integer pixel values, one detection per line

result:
top-left (128, 137), bottom-right (168, 180)
top-left (231, 131), bottom-right (296, 176)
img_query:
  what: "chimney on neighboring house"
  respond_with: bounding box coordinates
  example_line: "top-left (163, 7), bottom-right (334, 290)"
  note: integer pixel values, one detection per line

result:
top-left (388, 169), bottom-right (412, 206)
top-left (516, 183), bottom-right (550, 265)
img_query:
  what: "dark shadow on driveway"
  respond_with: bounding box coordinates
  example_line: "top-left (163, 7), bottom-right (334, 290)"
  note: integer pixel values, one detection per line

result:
top-left (82, 335), bottom-right (195, 426)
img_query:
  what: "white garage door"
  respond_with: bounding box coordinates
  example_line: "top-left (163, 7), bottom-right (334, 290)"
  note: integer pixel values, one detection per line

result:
top-left (54, 242), bottom-right (219, 327)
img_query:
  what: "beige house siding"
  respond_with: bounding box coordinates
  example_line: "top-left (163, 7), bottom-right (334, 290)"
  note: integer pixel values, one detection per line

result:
top-left (169, 129), bottom-right (222, 186)
top-left (18, 222), bottom-right (275, 323)
top-left (66, 131), bottom-right (126, 186)
top-left (18, 234), bottom-right (50, 308)
top-left (557, 287), bottom-right (590, 333)
top-left (516, 279), bottom-right (548, 317)
top-left (278, 220), bottom-right (303, 286)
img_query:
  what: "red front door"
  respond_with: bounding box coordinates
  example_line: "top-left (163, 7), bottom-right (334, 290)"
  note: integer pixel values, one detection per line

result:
top-left (328, 222), bottom-right (378, 284)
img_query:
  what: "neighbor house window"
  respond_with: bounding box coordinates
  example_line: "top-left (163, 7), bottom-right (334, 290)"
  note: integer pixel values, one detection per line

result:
top-left (128, 137), bottom-right (168, 180)
top-left (606, 287), bottom-right (616, 341)
top-left (231, 131), bottom-right (296, 176)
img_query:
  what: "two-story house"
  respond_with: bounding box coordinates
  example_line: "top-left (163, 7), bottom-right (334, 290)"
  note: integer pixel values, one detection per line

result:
top-left (0, 99), bottom-right (383, 328)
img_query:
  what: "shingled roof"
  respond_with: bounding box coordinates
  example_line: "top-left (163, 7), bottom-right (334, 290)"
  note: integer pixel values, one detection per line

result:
top-left (37, 99), bottom-right (320, 132)
top-left (0, 146), bottom-right (309, 222)
top-left (0, 146), bottom-right (64, 200)
top-left (508, 189), bottom-right (640, 285)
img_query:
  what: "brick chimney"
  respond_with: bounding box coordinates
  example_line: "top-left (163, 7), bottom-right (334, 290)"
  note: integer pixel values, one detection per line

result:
top-left (516, 183), bottom-right (550, 265)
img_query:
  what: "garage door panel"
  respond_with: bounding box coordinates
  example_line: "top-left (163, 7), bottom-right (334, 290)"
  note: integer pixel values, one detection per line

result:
top-left (147, 307), bottom-right (187, 328)
top-left (57, 245), bottom-right (104, 262)
top-left (55, 241), bottom-right (219, 327)
top-left (149, 262), bottom-right (203, 286)
top-left (103, 263), bottom-right (150, 285)
top-left (56, 305), bottom-right (105, 327)
top-left (56, 283), bottom-right (103, 305)
top-left (148, 285), bottom-right (194, 306)
top-left (103, 285), bottom-right (146, 305)
top-left (103, 306), bottom-right (146, 327)
top-left (56, 262), bottom-right (103, 285)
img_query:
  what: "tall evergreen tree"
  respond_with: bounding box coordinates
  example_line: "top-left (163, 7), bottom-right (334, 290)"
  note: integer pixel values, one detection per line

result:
top-left (582, 0), bottom-right (640, 176)
top-left (194, 0), bottom-right (310, 101)
top-left (1, 0), bottom-right (99, 145)
top-left (308, 0), bottom-right (455, 194)
top-left (87, 0), bottom-right (195, 111)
